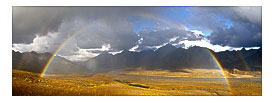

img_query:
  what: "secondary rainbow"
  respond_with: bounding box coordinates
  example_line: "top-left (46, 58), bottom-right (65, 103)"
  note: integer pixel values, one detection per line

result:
top-left (40, 24), bottom-right (90, 77)
top-left (206, 49), bottom-right (232, 92)
top-left (237, 51), bottom-right (251, 71)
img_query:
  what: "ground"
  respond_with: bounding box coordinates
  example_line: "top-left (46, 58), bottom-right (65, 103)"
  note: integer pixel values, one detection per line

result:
top-left (12, 69), bottom-right (262, 96)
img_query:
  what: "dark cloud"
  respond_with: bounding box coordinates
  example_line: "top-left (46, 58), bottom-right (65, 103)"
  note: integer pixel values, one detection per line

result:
top-left (12, 7), bottom-right (262, 61)
top-left (12, 7), bottom-right (65, 43)
top-left (208, 21), bottom-right (262, 47)
top-left (189, 7), bottom-right (261, 25)
top-left (137, 24), bottom-right (199, 50)
top-left (73, 19), bottom-right (139, 50)
top-left (178, 6), bottom-right (262, 47)
top-left (12, 7), bottom-right (162, 49)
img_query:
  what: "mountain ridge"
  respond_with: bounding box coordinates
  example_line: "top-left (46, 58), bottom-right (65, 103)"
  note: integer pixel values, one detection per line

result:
top-left (83, 44), bottom-right (262, 72)
top-left (12, 44), bottom-right (262, 74)
top-left (12, 50), bottom-right (90, 74)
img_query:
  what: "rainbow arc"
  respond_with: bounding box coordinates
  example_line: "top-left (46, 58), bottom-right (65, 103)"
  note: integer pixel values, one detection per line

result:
top-left (206, 49), bottom-right (232, 92)
top-left (40, 24), bottom-right (90, 77)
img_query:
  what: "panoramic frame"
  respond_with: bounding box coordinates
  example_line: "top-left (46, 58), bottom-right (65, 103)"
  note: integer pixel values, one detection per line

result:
top-left (12, 6), bottom-right (262, 96)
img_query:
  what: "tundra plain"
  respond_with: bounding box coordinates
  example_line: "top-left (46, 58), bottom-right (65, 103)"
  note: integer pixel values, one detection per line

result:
top-left (12, 68), bottom-right (261, 96)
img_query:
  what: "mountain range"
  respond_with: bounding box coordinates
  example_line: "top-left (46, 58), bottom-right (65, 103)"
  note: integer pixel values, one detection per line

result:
top-left (12, 44), bottom-right (262, 74)
top-left (12, 51), bottom-right (88, 74)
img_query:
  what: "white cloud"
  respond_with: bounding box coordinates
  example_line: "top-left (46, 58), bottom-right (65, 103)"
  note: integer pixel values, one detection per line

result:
top-left (12, 32), bottom-right (59, 53)
top-left (60, 47), bottom-right (101, 62)
top-left (85, 44), bottom-right (111, 51)
top-left (60, 53), bottom-right (99, 62)
top-left (143, 37), bottom-right (179, 51)
top-left (245, 47), bottom-right (261, 50)
top-left (169, 36), bottom-right (179, 42)
top-left (145, 43), bottom-right (168, 50)
top-left (129, 45), bottom-right (139, 52)
top-left (61, 44), bottom-right (115, 61)
top-left (13, 36), bottom-right (113, 62)
top-left (189, 29), bottom-right (204, 36)
top-left (109, 50), bottom-right (123, 55)
top-left (173, 39), bottom-right (243, 52)
top-left (129, 37), bottom-right (143, 52)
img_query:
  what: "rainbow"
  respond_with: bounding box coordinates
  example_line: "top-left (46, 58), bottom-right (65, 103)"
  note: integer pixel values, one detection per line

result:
top-left (237, 51), bottom-right (251, 71)
top-left (40, 24), bottom-right (90, 77)
top-left (39, 14), bottom-right (234, 93)
top-left (206, 49), bottom-right (232, 92)
top-left (227, 41), bottom-right (251, 72)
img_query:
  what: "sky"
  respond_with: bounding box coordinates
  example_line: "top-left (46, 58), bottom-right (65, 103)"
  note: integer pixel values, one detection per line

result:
top-left (12, 6), bottom-right (262, 61)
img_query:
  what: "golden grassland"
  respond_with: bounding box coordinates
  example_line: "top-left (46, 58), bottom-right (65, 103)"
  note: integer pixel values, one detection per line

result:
top-left (12, 69), bottom-right (262, 96)
top-left (120, 68), bottom-right (262, 78)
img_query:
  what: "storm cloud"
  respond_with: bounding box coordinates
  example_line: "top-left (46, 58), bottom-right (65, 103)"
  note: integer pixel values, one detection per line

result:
top-left (185, 6), bottom-right (262, 47)
top-left (12, 7), bottom-right (160, 44)
top-left (137, 24), bottom-right (199, 50)
top-left (13, 7), bottom-right (65, 43)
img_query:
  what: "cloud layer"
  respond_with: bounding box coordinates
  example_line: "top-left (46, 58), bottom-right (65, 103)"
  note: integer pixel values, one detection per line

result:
top-left (12, 7), bottom-right (262, 61)
top-left (183, 7), bottom-right (262, 47)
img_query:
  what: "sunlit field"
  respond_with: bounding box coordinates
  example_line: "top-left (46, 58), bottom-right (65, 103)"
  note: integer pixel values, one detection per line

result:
top-left (12, 69), bottom-right (261, 96)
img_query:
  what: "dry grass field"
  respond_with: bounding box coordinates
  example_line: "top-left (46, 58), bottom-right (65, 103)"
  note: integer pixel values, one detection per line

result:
top-left (12, 69), bottom-right (261, 96)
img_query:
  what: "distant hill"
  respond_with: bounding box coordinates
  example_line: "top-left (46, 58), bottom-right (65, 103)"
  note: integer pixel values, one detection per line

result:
top-left (83, 44), bottom-right (262, 72)
top-left (12, 50), bottom-right (89, 74)
top-left (215, 48), bottom-right (262, 71)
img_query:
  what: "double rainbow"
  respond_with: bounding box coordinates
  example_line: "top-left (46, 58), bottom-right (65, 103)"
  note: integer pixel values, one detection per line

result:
top-left (206, 49), bottom-right (232, 92)
top-left (39, 14), bottom-right (234, 93)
